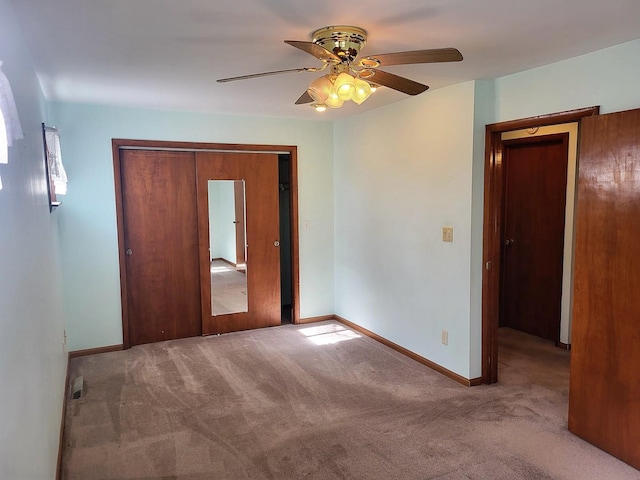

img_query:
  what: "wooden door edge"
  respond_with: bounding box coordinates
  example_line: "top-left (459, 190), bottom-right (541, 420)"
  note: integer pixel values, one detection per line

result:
top-left (289, 149), bottom-right (301, 325)
top-left (112, 140), bottom-right (131, 349)
top-left (480, 106), bottom-right (599, 384)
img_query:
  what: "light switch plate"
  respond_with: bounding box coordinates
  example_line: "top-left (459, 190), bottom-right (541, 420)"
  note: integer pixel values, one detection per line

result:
top-left (442, 227), bottom-right (454, 243)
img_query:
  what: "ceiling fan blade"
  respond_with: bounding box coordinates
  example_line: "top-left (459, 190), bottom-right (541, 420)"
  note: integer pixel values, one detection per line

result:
top-left (359, 48), bottom-right (463, 67)
top-left (285, 40), bottom-right (341, 63)
top-left (295, 91), bottom-right (313, 105)
top-left (365, 70), bottom-right (429, 96)
top-left (217, 68), bottom-right (310, 83)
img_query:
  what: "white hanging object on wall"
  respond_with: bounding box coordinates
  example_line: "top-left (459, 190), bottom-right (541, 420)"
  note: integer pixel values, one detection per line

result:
top-left (44, 127), bottom-right (68, 195)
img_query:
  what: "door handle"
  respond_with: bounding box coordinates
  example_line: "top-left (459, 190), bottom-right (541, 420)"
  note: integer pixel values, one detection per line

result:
top-left (504, 239), bottom-right (515, 246)
top-left (126, 248), bottom-right (133, 256)
top-left (274, 241), bottom-right (280, 247)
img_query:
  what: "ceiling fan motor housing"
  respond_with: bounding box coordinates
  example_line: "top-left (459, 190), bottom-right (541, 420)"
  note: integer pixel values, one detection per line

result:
top-left (312, 26), bottom-right (367, 63)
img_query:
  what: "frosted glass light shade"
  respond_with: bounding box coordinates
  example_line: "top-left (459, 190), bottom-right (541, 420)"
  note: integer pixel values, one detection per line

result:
top-left (334, 72), bottom-right (356, 101)
top-left (308, 75), bottom-right (333, 103)
top-left (352, 78), bottom-right (372, 104)
top-left (325, 91), bottom-right (344, 108)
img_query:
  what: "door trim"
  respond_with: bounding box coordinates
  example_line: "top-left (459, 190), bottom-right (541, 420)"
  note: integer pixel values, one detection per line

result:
top-left (113, 139), bottom-right (301, 349)
top-left (481, 106), bottom-right (599, 384)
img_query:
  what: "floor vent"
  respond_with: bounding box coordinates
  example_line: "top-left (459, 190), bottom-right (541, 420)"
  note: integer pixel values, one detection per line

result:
top-left (71, 376), bottom-right (84, 399)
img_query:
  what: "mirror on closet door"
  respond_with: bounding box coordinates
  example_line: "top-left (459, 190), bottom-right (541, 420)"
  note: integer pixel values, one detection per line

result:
top-left (208, 179), bottom-right (248, 316)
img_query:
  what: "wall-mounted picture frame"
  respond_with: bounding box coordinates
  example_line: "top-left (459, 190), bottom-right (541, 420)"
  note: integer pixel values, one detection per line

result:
top-left (41, 122), bottom-right (61, 211)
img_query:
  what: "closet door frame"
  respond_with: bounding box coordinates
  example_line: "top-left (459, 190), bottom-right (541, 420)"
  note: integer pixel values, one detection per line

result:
top-left (112, 139), bottom-right (300, 349)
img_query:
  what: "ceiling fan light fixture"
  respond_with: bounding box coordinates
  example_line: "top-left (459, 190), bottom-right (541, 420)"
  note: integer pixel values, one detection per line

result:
top-left (334, 72), bottom-right (356, 101)
top-left (352, 77), bottom-right (372, 104)
top-left (219, 25), bottom-right (463, 112)
top-left (311, 103), bottom-right (327, 112)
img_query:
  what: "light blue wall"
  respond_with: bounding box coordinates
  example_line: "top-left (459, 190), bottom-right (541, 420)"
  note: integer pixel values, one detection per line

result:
top-left (49, 102), bottom-right (335, 350)
top-left (209, 180), bottom-right (236, 262)
top-left (0, 0), bottom-right (68, 477)
top-left (208, 180), bottom-right (219, 259)
top-left (334, 82), bottom-right (478, 379)
top-left (495, 38), bottom-right (640, 121)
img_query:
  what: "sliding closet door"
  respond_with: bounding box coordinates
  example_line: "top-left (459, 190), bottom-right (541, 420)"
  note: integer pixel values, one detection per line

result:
top-left (196, 152), bottom-right (281, 334)
top-left (120, 150), bottom-right (201, 346)
top-left (569, 108), bottom-right (640, 470)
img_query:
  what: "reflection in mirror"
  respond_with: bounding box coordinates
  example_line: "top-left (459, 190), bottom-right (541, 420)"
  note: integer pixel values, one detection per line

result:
top-left (208, 180), bottom-right (248, 316)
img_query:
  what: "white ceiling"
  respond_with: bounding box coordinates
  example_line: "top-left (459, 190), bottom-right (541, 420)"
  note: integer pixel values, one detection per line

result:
top-left (10, 0), bottom-right (640, 120)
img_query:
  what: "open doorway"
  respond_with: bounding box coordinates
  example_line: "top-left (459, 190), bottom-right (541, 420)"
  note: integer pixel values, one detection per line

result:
top-left (481, 107), bottom-right (599, 384)
top-left (279, 153), bottom-right (294, 324)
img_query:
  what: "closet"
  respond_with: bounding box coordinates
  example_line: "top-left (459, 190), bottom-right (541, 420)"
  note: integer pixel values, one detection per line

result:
top-left (113, 140), bottom-right (299, 347)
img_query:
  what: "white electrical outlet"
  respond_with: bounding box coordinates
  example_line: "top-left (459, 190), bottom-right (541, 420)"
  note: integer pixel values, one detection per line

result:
top-left (441, 329), bottom-right (449, 345)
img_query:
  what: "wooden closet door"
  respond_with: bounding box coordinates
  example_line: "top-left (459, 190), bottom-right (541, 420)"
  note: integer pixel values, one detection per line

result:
top-left (120, 150), bottom-right (201, 346)
top-left (569, 108), bottom-right (640, 470)
top-left (196, 152), bottom-right (281, 334)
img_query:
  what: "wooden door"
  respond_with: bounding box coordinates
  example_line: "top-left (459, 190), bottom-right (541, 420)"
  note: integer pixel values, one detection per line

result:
top-left (120, 150), bottom-right (201, 346)
top-left (569, 109), bottom-right (640, 470)
top-left (500, 134), bottom-right (569, 342)
top-left (196, 152), bottom-right (281, 334)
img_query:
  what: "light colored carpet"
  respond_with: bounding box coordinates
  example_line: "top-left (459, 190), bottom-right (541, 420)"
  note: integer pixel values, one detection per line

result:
top-left (210, 259), bottom-right (247, 315)
top-left (61, 322), bottom-right (640, 479)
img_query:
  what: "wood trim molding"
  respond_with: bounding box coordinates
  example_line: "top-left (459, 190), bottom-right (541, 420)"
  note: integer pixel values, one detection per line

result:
top-left (481, 106), bottom-right (600, 384)
top-left (334, 315), bottom-right (481, 387)
top-left (555, 341), bottom-right (572, 351)
top-left (298, 315), bottom-right (335, 324)
top-left (56, 354), bottom-right (71, 480)
top-left (112, 139), bottom-right (297, 153)
top-left (485, 106), bottom-right (600, 134)
top-left (69, 344), bottom-right (124, 358)
top-left (212, 257), bottom-right (237, 267)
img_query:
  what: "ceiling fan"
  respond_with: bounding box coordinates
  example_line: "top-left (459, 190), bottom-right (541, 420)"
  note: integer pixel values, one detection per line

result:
top-left (217, 25), bottom-right (463, 111)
